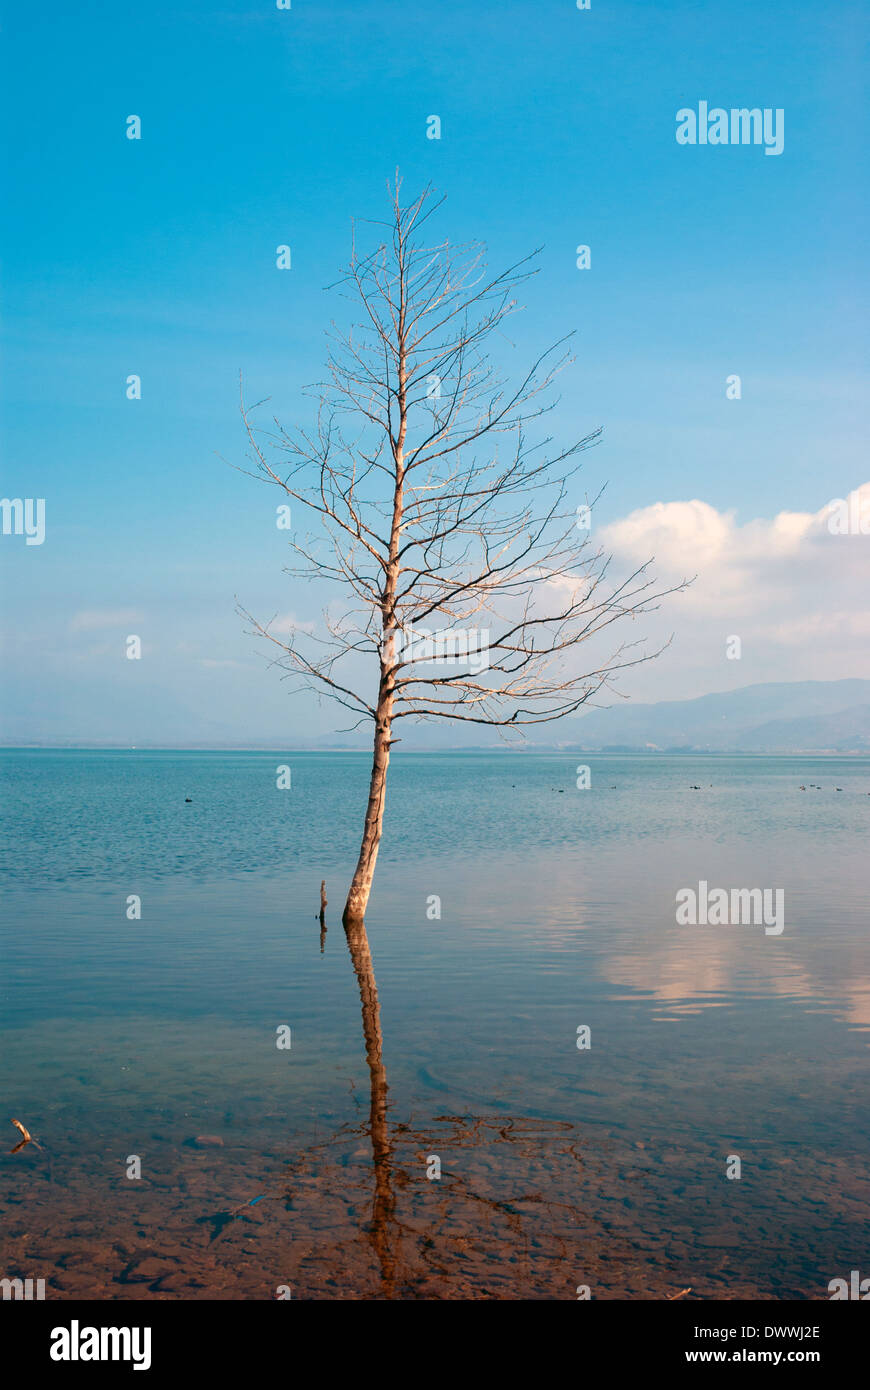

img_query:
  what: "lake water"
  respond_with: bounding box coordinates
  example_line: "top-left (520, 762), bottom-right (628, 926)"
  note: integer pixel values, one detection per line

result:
top-left (2, 749), bottom-right (868, 1299)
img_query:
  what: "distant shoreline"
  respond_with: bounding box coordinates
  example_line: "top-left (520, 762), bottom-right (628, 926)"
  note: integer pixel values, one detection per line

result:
top-left (3, 745), bottom-right (870, 757)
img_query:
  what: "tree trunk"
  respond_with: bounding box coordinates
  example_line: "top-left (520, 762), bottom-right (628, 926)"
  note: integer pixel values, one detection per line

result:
top-left (343, 692), bottom-right (393, 922)
top-left (344, 233), bottom-right (407, 924)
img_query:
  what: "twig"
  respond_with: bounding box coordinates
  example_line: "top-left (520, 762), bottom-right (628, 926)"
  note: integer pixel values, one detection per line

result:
top-left (9, 1117), bottom-right (44, 1153)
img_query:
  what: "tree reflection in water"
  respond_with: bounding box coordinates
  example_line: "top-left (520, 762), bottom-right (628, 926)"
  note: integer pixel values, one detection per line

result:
top-left (329, 916), bottom-right (588, 1298)
top-left (211, 912), bottom-right (599, 1298)
top-left (343, 916), bottom-right (397, 1295)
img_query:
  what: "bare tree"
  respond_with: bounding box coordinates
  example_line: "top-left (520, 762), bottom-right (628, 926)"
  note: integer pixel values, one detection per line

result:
top-left (238, 179), bottom-right (683, 923)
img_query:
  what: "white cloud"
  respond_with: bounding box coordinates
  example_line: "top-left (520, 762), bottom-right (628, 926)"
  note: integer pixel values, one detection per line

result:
top-left (590, 482), bottom-right (870, 697)
top-left (70, 608), bottom-right (144, 632)
top-left (268, 613), bottom-right (316, 636)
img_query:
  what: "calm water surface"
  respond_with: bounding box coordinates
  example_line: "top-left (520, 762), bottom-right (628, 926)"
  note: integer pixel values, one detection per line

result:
top-left (2, 750), bottom-right (868, 1298)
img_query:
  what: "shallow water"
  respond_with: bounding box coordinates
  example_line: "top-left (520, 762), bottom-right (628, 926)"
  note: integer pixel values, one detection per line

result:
top-left (2, 750), bottom-right (868, 1298)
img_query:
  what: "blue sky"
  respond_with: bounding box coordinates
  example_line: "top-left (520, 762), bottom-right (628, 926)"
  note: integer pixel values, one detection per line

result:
top-left (1, 0), bottom-right (867, 744)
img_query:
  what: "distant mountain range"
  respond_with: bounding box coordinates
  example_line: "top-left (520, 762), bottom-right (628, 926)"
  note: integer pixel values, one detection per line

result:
top-left (5, 680), bottom-right (870, 754)
top-left (566, 679), bottom-right (870, 753)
